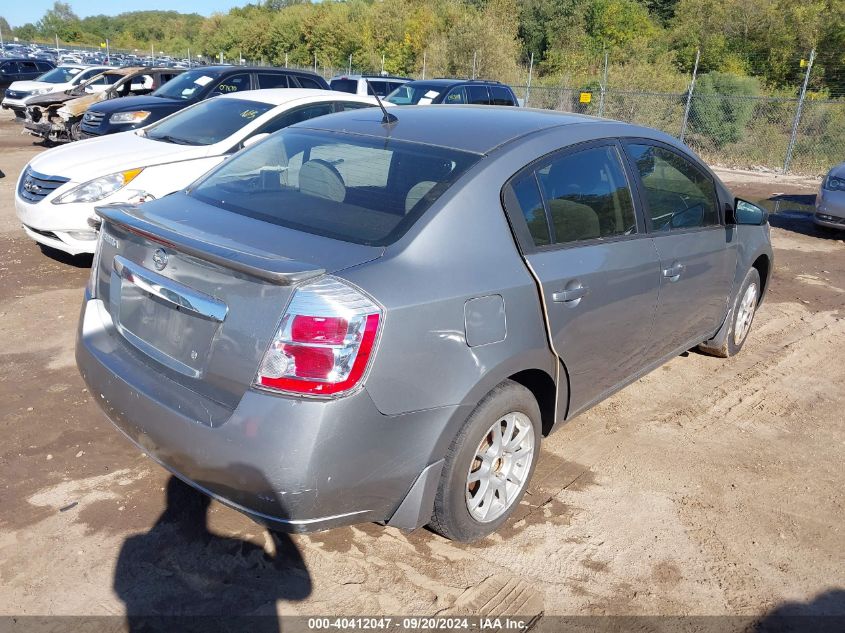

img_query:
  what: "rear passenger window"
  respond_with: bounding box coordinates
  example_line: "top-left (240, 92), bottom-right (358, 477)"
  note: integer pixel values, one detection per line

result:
top-left (511, 173), bottom-right (550, 246)
top-left (296, 76), bottom-right (324, 89)
top-left (627, 144), bottom-right (719, 231)
top-left (466, 85), bottom-right (491, 105)
top-left (490, 86), bottom-right (515, 106)
top-left (537, 146), bottom-right (637, 244)
top-left (257, 103), bottom-right (334, 135)
top-left (339, 101), bottom-right (373, 111)
top-left (258, 73), bottom-right (289, 89)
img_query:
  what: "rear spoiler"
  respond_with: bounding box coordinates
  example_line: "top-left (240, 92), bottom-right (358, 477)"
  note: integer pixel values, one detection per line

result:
top-left (95, 203), bottom-right (325, 286)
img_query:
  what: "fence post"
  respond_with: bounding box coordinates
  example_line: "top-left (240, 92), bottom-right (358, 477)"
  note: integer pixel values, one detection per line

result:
top-left (679, 48), bottom-right (700, 142)
top-left (783, 48), bottom-right (816, 174)
top-left (598, 51), bottom-right (609, 117)
top-left (525, 52), bottom-right (534, 107)
top-left (472, 51), bottom-right (477, 79)
top-left (422, 51), bottom-right (426, 80)
top-left (348, 54), bottom-right (352, 75)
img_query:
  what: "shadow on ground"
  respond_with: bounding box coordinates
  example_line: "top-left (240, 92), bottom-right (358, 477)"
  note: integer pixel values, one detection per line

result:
top-left (114, 475), bottom-right (311, 633)
top-left (37, 243), bottom-right (93, 268)
top-left (758, 194), bottom-right (843, 241)
top-left (754, 589), bottom-right (845, 633)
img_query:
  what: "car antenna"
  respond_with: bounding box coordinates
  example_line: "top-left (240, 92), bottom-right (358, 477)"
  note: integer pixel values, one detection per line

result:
top-left (365, 79), bottom-right (398, 125)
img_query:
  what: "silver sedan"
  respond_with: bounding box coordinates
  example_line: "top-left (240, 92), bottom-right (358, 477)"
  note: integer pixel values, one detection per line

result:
top-left (815, 163), bottom-right (845, 229)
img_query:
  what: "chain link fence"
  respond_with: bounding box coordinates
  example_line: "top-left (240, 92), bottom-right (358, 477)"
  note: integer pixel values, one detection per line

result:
top-left (516, 85), bottom-right (844, 176)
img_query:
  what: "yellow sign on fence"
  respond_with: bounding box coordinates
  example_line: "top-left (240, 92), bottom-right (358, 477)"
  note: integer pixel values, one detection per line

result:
top-left (579, 92), bottom-right (592, 104)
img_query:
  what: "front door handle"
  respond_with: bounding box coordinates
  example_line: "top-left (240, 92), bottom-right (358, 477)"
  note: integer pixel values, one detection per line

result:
top-left (662, 262), bottom-right (686, 281)
top-left (552, 285), bottom-right (589, 303)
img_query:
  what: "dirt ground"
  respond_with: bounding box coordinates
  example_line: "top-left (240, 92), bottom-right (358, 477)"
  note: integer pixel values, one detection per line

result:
top-left (0, 116), bottom-right (843, 628)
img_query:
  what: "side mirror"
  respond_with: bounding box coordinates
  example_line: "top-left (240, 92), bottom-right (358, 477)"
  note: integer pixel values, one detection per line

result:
top-left (242, 132), bottom-right (269, 149)
top-left (734, 198), bottom-right (769, 225)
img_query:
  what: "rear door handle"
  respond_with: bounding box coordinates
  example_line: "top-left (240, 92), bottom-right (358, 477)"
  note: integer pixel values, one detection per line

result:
top-left (552, 285), bottom-right (589, 303)
top-left (662, 263), bottom-right (686, 280)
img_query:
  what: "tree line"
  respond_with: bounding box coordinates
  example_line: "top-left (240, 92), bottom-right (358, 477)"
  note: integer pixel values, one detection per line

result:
top-left (3, 0), bottom-right (844, 96)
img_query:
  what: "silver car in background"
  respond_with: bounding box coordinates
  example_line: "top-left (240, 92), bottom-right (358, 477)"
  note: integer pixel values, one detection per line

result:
top-left (815, 163), bottom-right (845, 229)
top-left (77, 106), bottom-right (773, 542)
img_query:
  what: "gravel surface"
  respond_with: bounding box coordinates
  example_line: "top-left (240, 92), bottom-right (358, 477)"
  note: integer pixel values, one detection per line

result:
top-left (0, 116), bottom-right (842, 626)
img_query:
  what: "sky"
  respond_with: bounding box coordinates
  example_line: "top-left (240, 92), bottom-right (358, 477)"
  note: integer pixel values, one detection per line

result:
top-left (3, 1), bottom-right (244, 27)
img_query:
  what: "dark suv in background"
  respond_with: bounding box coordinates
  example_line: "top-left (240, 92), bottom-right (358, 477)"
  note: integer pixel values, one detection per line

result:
top-left (0, 58), bottom-right (56, 92)
top-left (386, 79), bottom-right (519, 106)
top-left (79, 66), bottom-right (330, 138)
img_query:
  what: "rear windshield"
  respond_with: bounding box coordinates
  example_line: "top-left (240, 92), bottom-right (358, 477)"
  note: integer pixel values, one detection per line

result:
top-left (330, 79), bottom-right (357, 94)
top-left (190, 129), bottom-right (481, 246)
top-left (146, 98), bottom-right (273, 146)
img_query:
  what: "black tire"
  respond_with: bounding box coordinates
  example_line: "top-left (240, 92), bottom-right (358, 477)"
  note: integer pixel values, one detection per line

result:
top-left (700, 267), bottom-right (761, 358)
top-left (428, 380), bottom-right (541, 542)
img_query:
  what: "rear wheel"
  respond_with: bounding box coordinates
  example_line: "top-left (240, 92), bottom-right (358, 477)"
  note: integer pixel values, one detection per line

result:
top-left (429, 380), bottom-right (541, 542)
top-left (700, 267), bottom-right (761, 358)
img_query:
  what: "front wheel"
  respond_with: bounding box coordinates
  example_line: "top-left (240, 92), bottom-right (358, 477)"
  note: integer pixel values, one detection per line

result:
top-left (428, 380), bottom-right (541, 542)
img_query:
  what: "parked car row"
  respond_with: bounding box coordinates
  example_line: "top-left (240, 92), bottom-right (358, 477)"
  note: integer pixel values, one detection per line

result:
top-left (16, 89), bottom-right (385, 254)
top-left (11, 67), bottom-right (775, 543)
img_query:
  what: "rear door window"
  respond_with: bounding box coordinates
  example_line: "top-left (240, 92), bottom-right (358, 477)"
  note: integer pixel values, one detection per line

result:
top-left (19, 61), bottom-right (39, 74)
top-left (295, 76), bottom-right (324, 89)
top-left (466, 85), bottom-right (491, 105)
top-left (338, 101), bottom-right (373, 111)
top-left (255, 103), bottom-right (335, 136)
top-left (626, 143), bottom-right (719, 231)
top-left (258, 73), bottom-right (290, 89)
top-left (537, 145), bottom-right (637, 244)
top-left (190, 129), bottom-right (481, 245)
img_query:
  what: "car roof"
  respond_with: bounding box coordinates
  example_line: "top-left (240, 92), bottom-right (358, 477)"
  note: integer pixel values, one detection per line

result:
top-left (402, 78), bottom-right (503, 87)
top-left (293, 105), bottom-right (622, 154)
top-left (330, 74), bottom-right (409, 81)
top-left (2, 57), bottom-right (53, 63)
top-left (193, 65), bottom-right (321, 76)
top-left (216, 88), bottom-right (375, 106)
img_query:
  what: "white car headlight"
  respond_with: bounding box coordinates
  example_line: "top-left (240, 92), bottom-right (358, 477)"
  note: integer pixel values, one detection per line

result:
top-left (30, 88), bottom-right (51, 96)
top-left (52, 169), bottom-right (143, 204)
top-left (109, 110), bottom-right (151, 124)
top-left (57, 107), bottom-right (72, 121)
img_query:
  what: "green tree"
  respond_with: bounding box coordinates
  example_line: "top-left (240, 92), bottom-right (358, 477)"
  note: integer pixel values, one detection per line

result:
top-left (37, 2), bottom-right (83, 41)
top-left (689, 72), bottom-right (760, 148)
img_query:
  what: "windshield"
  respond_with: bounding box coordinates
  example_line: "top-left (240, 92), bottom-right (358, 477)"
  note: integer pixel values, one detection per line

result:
top-left (36, 66), bottom-right (83, 84)
top-left (152, 69), bottom-right (215, 101)
top-left (146, 98), bottom-right (274, 146)
top-left (386, 83), bottom-right (443, 105)
top-left (191, 129), bottom-right (481, 246)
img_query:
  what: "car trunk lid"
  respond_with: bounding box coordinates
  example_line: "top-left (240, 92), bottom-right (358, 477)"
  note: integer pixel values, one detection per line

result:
top-left (93, 194), bottom-right (383, 410)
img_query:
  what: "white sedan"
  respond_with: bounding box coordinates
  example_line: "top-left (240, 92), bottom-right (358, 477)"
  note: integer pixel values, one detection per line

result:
top-left (15, 89), bottom-right (384, 256)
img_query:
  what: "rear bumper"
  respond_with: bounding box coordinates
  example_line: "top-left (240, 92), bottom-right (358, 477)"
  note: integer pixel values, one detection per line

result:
top-left (76, 296), bottom-right (463, 532)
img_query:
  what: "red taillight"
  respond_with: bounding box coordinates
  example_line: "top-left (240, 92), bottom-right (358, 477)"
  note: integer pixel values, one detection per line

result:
top-left (256, 278), bottom-right (382, 397)
top-left (291, 315), bottom-right (348, 345)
